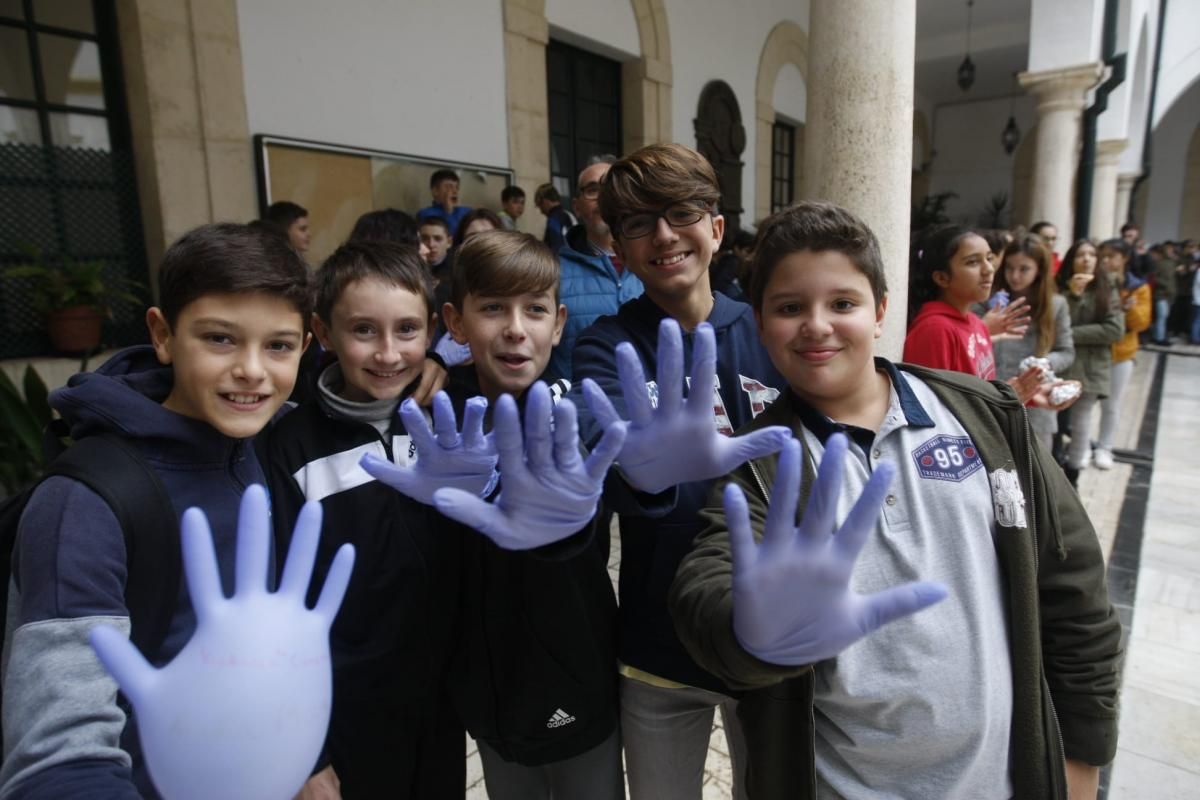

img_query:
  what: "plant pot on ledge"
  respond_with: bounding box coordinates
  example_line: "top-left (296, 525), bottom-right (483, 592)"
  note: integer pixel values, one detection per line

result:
top-left (47, 305), bottom-right (104, 354)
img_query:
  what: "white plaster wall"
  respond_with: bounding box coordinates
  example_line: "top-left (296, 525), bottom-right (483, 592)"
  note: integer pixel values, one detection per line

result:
top-left (1097, 0), bottom-right (1151, 143)
top-left (926, 95), bottom-right (1038, 225)
top-left (237, 0), bottom-right (509, 167)
top-left (1152, 0), bottom-right (1200, 127)
top-left (546, 0), bottom-right (640, 59)
top-left (1143, 76), bottom-right (1200, 242)
top-left (665, 0), bottom-right (811, 220)
top-left (773, 62), bottom-right (806, 124)
top-left (1027, 0), bottom-right (1103, 71)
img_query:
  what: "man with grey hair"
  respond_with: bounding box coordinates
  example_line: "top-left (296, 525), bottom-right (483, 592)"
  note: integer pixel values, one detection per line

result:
top-left (548, 155), bottom-right (644, 379)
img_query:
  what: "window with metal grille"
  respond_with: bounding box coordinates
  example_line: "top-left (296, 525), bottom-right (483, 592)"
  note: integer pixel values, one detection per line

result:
top-left (546, 40), bottom-right (621, 200)
top-left (0, 0), bottom-right (148, 358)
top-left (771, 121), bottom-right (795, 214)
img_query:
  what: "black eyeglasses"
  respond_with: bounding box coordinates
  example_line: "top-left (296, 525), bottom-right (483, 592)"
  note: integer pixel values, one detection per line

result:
top-left (617, 205), bottom-right (710, 239)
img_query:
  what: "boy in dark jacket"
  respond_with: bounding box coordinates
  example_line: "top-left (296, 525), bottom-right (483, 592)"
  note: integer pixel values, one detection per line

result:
top-left (363, 230), bottom-right (627, 800)
top-left (669, 202), bottom-right (1123, 800)
top-left (1, 224), bottom-right (311, 799)
top-left (265, 241), bottom-right (464, 798)
top-left (568, 143), bottom-right (792, 800)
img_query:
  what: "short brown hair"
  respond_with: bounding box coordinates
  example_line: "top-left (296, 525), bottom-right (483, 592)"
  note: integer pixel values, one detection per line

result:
top-left (747, 202), bottom-right (887, 312)
top-left (313, 241), bottom-right (433, 323)
top-left (448, 230), bottom-right (559, 308)
top-left (598, 144), bottom-right (721, 235)
top-left (158, 222), bottom-right (311, 328)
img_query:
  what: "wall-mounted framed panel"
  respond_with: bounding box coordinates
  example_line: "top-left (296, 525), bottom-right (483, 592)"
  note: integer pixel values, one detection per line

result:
top-left (254, 134), bottom-right (514, 264)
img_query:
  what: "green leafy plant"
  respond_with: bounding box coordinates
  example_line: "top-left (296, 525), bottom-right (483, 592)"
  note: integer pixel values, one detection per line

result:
top-left (0, 366), bottom-right (52, 497)
top-left (976, 192), bottom-right (1010, 229)
top-left (911, 191), bottom-right (957, 231)
top-left (4, 246), bottom-right (141, 315)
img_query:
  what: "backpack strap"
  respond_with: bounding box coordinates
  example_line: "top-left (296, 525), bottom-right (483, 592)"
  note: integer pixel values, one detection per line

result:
top-left (45, 434), bottom-right (181, 658)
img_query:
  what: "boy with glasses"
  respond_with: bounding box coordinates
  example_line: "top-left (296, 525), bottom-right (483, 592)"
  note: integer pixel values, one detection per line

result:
top-left (550, 156), bottom-right (644, 380)
top-left (569, 143), bottom-right (791, 799)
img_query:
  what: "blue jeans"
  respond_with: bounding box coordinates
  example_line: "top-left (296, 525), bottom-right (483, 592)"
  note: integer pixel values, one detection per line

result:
top-left (1191, 304), bottom-right (1200, 343)
top-left (1153, 297), bottom-right (1171, 342)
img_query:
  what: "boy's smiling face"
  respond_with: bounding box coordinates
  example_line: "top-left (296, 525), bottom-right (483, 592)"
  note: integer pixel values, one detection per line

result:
top-left (756, 249), bottom-right (886, 411)
top-left (614, 206), bottom-right (724, 305)
top-left (312, 277), bottom-right (432, 403)
top-left (148, 292), bottom-right (308, 439)
top-left (443, 289), bottom-right (566, 401)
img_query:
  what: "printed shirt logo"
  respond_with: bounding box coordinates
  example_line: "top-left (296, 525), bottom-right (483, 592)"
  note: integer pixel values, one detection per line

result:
top-left (911, 434), bottom-right (983, 482)
top-left (646, 374), bottom-right (779, 437)
top-left (547, 708), bottom-right (576, 728)
top-left (989, 468), bottom-right (1028, 528)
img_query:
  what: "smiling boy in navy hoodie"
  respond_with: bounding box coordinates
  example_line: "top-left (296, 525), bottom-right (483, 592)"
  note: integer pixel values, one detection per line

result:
top-left (1, 223), bottom-right (310, 799)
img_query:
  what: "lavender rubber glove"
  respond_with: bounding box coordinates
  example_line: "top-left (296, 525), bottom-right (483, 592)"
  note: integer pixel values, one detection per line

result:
top-left (581, 318), bottom-right (791, 495)
top-left (90, 485), bottom-right (354, 800)
top-left (432, 381), bottom-right (626, 550)
top-left (360, 392), bottom-right (498, 506)
top-left (728, 434), bottom-right (948, 666)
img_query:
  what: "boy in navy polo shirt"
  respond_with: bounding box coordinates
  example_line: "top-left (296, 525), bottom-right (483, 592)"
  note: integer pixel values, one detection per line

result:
top-left (669, 202), bottom-right (1122, 800)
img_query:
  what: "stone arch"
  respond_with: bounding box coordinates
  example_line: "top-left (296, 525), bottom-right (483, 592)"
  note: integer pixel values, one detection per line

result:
top-left (754, 21), bottom-right (809, 221)
top-left (502, 0), bottom-right (672, 233)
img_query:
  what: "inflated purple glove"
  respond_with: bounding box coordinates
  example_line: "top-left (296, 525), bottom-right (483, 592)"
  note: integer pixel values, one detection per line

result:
top-left (90, 485), bottom-right (354, 800)
top-left (361, 392), bottom-right (498, 506)
top-left (728, 434), bottom-right (948, 666)
top-left (432, 381), bottom-right (626, 550)
top-left (582, 318), bottom-right (791, 495)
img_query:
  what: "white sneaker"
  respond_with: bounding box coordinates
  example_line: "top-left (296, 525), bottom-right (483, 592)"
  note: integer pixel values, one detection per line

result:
top-left (1093, 449), bottom-right (1114, 470)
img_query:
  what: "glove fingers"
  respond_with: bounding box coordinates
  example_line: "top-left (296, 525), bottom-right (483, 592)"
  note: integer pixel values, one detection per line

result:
top-left (552, 398), bottom-right (585, 472)
top-left (832, 461), bottom-right (894, 565)
top-left (430, 392), bottom-right (460, 448)
top-left (314, 543), bottom-right (355, 624)
top-left (584, 420), bottom-right (627, 483)
top-left (399, 397), bottom-right (438, 452)
top-left (492, 393), bottom-right (527, 479)
top-left (685, 323), bottom-right (716, 418)
top-left (523, 383), bottom-right (553, 473)
top-left (181, 506), bottom-right (223, 622)
top-left (655, 318), bottom-right (685, 419)
top-left (762, 437), bottom-right (802, 554)
top-left (857, 581), bottom-right (948, 634)
top-left (90, 625), bottom-right (155, 708)
top-left (461, 396), bottom-right (490, 450)
top-left (278, 500), bottom-right (323, 598)
top-left (719, 426), bottom-right (792, 478)
top-left (234, 485), bottom-right (272, 596)
top-left (582, 378), bottom-right (623, 431)
top-left (616, 343), bottom-right (654, 429)
top-left (359, 452), bottom-right (407, 490)
top-left (799, 433), bottom-right (847, 548)
top-left (724, 483), bottom-right (756, 582)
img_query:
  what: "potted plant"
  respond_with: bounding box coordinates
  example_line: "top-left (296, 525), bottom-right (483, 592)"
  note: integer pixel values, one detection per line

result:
top-left (5, 247), bottom-right (142, 355)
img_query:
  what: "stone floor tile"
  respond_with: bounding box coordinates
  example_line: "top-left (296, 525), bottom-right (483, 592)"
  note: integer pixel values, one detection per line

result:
top-left (1108, 748), bottom-right (1200, 800)
top-left (1115, 684), bottom-right (1200, 773)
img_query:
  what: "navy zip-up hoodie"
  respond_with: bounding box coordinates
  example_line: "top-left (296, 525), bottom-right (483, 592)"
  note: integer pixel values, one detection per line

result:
top-left (568, 293), bottom-right (785, 693)
top-left (1, 346), bottom-right (265, 800)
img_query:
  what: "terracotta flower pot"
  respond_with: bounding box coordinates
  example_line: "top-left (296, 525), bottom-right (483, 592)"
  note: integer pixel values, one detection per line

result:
top-left (47, 305), bottom-right (104, 354)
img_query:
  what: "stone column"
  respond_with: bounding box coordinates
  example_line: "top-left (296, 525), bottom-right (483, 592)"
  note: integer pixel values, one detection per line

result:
top-left (1018, 63), bottom-right (1103, 241)
top-left (1114, 172), bottom-right (1139, 231)
top-left (1088, 139), bottom-right (1128, 240)
top-left (502, 0), bottom-right (551, 235)
top-left (116, 0), bottom-right (257, 285)
top-left (803, 0), bottom-right (916, 358)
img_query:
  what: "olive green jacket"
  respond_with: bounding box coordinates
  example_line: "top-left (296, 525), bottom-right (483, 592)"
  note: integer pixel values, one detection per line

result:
top-left (1062, 287), bottom-right (1124, 397)
top-left (669, 365), bottom-right (1123, 800)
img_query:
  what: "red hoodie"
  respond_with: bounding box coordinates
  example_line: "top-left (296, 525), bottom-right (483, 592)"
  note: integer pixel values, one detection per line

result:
top-left (903, 300), bottom-right (996, 380)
